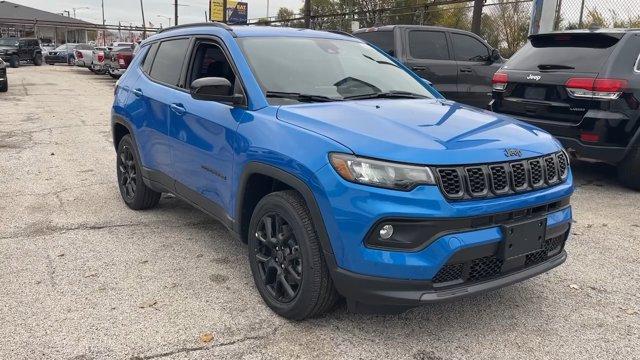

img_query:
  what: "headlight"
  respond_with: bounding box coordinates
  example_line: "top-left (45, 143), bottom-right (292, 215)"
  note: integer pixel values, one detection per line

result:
top-left (329, 153), bottom-right (436, 191)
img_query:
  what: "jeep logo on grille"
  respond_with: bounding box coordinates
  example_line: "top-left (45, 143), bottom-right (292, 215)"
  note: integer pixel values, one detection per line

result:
top-left (504, 148), bottom-right (522, 158)
top-left (527, 74), bottom-right (541, 81)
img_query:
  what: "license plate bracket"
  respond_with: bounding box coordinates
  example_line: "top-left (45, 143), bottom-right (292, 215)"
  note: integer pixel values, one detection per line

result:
top-left (501, 217), bottom-right (547, 259)
top-left (524, 86), bottom-right (547, 100)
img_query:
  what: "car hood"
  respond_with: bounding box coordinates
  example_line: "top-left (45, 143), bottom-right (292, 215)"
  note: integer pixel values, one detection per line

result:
top-left (276, 99), bottom-right (562, 165)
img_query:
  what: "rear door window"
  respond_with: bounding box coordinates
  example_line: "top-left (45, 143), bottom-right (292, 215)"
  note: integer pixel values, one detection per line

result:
top-left (142, 43), bottom-right (159, 74)
top-left (408, 30), bottom-right (449, 60)
top-left (354, 31), bottom-right (395, 55)
top-left (506, 33), bottom-right (623, 72)
top-left (149, 38), bottom-right (190, 86)
top-left (451, 33), bottom-right (488, 62)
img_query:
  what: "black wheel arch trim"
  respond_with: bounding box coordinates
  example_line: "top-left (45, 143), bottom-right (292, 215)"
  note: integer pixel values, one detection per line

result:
top-left (111, 114), bottom-right (137, 151)
top-left (236, 162), bottom-right (336, 259)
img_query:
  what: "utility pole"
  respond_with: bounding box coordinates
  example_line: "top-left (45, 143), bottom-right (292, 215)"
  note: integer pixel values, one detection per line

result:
top-left (471, 0), bottom-right (483, 35)
top-left (174, 0), bottom-right (179, 26)
top-left (223, 0), bottom-right (228, 23)
top-left (304, 0), bottom-right (311, 28)
top-left (266, 0), bottom-right (270, 19)
top-left (140, 0), bottom-right (147, 39)
top-left (578, 0), bottom-right (586, 27)
top-left (101, 0), bottom-right (106, 45)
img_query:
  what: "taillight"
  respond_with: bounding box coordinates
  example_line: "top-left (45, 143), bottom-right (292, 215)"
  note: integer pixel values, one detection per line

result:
top-left (97, 51), bottom-right (104, 63)
top-left (565, 77), bottom-right (628, 100)
top-left (75, 50), bottom-right (83, 59)
top-left (117, 54), bottom-right (126, 68)
top-left (492, 72), bottom-right (508, 92)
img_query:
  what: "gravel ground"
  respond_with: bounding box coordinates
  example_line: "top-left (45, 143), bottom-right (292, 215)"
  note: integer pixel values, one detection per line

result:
top-left (0, 65), bottom-right (638, 360)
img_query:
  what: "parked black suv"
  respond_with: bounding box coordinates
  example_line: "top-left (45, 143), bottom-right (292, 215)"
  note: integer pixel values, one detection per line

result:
top-left (0, 58), bottom-right (7, 92)
top-left (0, 38), bottom-right (43, 68)
top-left (353, 25), bottom-right (503, 108)
top-left (490, 29), bottom-right (640, 189)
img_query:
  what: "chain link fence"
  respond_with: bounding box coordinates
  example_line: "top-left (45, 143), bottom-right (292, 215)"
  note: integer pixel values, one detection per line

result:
top-left (555, 0), bottom-right (640, 30)
top-left (256, 0), bottom-right (533, 57)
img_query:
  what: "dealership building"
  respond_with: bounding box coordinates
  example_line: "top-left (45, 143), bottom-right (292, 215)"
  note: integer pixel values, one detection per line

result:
top-left (0, 1), bottom-right (98, 44)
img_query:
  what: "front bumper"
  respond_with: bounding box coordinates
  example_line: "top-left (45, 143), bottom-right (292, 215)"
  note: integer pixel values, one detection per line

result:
top-left (333, 251), bottom-right (566, 307)
top-left (45, 55), bottom-right (69, 64)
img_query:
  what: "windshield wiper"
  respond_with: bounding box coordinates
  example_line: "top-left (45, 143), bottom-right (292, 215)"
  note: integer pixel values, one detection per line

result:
top-left (362, 53), bottom-right (397, 66)
top-left (265, 91), bottom-right (341, 103)
top-left (538, 64), bottom-right (575, 70)
top-left (343, 91), bottom-right (429, 101)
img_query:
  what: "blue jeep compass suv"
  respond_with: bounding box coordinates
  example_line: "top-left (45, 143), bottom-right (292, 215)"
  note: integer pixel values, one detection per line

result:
top-left (112, 23), bottom-right (574, 319)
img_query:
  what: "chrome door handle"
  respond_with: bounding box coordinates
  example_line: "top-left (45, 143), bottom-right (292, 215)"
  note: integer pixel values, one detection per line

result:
top-left (132, 88), bottom-right (143, 97)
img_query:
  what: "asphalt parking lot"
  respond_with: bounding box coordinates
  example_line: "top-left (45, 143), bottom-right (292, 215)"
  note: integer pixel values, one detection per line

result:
top-left (0, 65), bottom-right (638, 360)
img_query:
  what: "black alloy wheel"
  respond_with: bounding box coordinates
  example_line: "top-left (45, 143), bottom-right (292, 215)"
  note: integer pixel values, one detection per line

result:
top-left (254, 212), bottom-right (303, 303)
top-left (247, 191), bottom-right (338, 320)
top-left (118, 144), bottom-right (137, 202)
top-left (115, 135), bottom-right (161, 210)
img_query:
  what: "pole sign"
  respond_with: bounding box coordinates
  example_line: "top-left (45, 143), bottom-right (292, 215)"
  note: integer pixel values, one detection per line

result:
top-left (210, 0), bottom-right (224, 22)
top-left (210, 0), bottom-right (248, 24)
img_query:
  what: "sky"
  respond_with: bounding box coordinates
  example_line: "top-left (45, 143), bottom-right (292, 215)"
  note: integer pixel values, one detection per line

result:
top-left (9, 0), bottom-right (305, 27)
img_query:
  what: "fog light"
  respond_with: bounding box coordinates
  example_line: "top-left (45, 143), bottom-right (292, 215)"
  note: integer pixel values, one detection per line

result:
top-left (379, 225), bottom-right (394, 239)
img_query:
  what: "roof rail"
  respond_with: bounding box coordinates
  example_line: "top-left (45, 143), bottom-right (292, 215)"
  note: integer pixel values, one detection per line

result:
top-left (326, 30), bottom-right (355, 38)
top-left (158, 22), bottom-right (235, 36)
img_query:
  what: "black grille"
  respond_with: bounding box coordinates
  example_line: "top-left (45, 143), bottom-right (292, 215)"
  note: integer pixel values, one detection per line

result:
top-left (433, 233), bottom-right (568, 285)
top-left (557, 152), bottom-right (568, 179)
top-left (510, 162), bottom-right (527, 190)
top-left (432, 263), bottom-right (464, 283)
top-left (489, 165), bottom-right (509, 193)
top-left (434, 152), bottom-right (567, 200)
top-left (529, 159), bottom-right (543, 187)
top-left (468, 256), bottom-right (504, 281)
top-left (544, 156), bottom-right (558, 183)
top-left (465, 167), bottom-right (488, 196)
top-left (437, 168), bottom-right (463, 198)
top-left (525, 235), bottom-right (565, 266)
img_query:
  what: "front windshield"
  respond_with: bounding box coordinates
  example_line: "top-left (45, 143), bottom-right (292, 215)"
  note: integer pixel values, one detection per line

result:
top-left (0, 38), bottom-right (18, 46)
top-left (238, 37), bottom-right (434, 103)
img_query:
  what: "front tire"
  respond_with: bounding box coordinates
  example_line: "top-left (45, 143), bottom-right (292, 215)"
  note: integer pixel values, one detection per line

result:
top-left (0, 80), bottom-right (7, 92)
top-left (248, 190), bottom-right (338, 320)
top-left (618, 147), bottom-right (640, 190)
top-left (33, 54), bottom-right (43, 66)
top-left (116, 135), bottom-right (161, 210)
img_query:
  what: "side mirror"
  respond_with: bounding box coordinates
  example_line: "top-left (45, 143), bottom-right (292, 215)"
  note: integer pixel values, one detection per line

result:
top-left (490, 49), bottom-right (501, 63)
top-left (190, 77), bottom-right (244, 105)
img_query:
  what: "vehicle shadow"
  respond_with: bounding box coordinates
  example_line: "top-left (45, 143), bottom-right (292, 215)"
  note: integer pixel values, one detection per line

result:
top-left (569, 160), bottom-right (623, 189)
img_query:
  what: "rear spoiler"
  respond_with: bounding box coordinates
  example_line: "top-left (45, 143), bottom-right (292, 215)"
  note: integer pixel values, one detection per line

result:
top-left (528, 32), bottom-right (623, 48)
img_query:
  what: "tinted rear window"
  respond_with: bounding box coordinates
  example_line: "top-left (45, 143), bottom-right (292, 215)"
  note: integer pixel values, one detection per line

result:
top-left (149, 39), bottom-right (190, 86)
top-left (506, 33), bottom-right (622, 72)
top-left (354, 31), bottom-right (395, 54)
top-left (408, 31), bottom-right (449, 60)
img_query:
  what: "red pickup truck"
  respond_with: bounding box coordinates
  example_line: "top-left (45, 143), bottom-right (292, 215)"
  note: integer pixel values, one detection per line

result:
top-left (105, 46), bottom-right (134, 79)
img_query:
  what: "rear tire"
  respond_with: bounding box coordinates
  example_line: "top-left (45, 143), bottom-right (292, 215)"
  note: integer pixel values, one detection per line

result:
top-left (9, 55), bottom-right (19, 68)
top-left (618, 147), bottom-right (640, 190)
top-left (0, 80), bottom-right (7, 92)
top-left (116, 135), bottom-right (161, 210)
top-left (248, 190), bottom-right (338, 320)
top-left (33, 54), bottom-right (43, 66)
